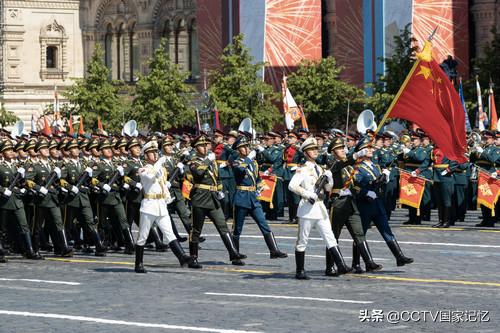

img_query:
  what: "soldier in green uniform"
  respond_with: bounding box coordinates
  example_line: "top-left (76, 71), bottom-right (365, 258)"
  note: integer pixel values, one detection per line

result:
top-left (26, 139), bottom-right (73, 257)
top-left (470, 130), bottom-right (498, 227)
top-left (327, 138), bottom-right (382, 275)
top-left (373, 132), bottom-right (398, 220)
top-left (91, 139), bottom-right (135, 254)
top-left (260, 132), bottom-right (285, 220)
top-left (213, 130), bottom-right (238, 221)
top-left (0, 140), bottom-right (43, 259)
top-left (431, 146), bottom-right (457, 228)
top-left (187, 134), bottom-right (246, 268)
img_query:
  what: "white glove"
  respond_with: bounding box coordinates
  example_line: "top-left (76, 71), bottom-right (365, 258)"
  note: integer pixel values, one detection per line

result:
top-left (366, 191), bottom-right (377, 200)
top-left (324, 170), bottom-right (333, 182)
top-left (219, 162), bottom-right (227, 168)
top-left (122, 183), bottom-right (130, 190)
top-left (135, 183), bottom-right (143, 190)
top-left (61, 187), bottom-right (68, 193)
top-left (403, 147), bottom-right (411, 154)
top-left (353, 148), bottom-right (368, 159)
top-left (116, 165), bottom-right (125, 176)
top-left (263, 170), bottom-right (270, 176)
top-left (17, 167), bottom-right (25, 179)
top-left (257, 146), bottom-right (265, 152)
top-left (176, 162), bottom-right (185, 173)
top-left (475, 146), bottom-right (484, 154)
top-left (85, 167), bottom-right (93, 177)
top-left (410, 171), bottom-right (418, 177)
top-left (3, 189), bottom-right (12, 197)
top-left (339, 188), bottom-right (352, 197)
top-left (166, 181), bottom-right (172, 189)
top-left (441, 170), bottom-right (448, 176)
top-left (39, 186), bottom-right (49, 196)
top-left (207, 152), bottom-right (216, 161)
top-left (102, 184), bottom-right (111, 192)
top-left (248, 150), bottom-right (256, 160)
top-left (71, 186), bottom-right (79, 194)
top-left (217, 191), bottom-right (225, 200)
top-left (382, 169), bottom-right (391, 182)
top-left (290, 166), bottom-right (298, 171)
top-left (53, 166), bottom-right (61, 179)
top-left (182, 150), bottom-right (190, 156)
top-left (491, 172), bottom-right (498, 179)
top-left (304, 191), bottom-right (318, 201)
top-left (20, 188), bottom-right (26, 194)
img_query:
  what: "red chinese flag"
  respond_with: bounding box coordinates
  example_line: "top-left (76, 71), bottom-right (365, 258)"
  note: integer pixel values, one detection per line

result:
top-left (68, 115), bottom-right (74, 136)
top-left (477, 169), bottom-right (500, 216)
top-left (181, 179), bottom-right (193, 200)
top-left (258, 173), bottom-right (277, 208)
top-left (399, 170), bottom-right (426, 214)
top-left (489, 88), bottom-right (498, 131)
top-left (382, 41), bottom-right (466, 163)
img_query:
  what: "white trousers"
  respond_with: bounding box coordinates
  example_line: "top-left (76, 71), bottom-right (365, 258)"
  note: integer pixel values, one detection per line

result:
top-left (137, 212), bottom-right (176, 246)
top-left (295, 217), bottom-right (338, 252)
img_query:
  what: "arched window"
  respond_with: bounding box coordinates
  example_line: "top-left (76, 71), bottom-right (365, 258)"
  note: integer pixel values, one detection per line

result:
top-left (188, 19), bottom-right (199, 79)
top-left (129, 23), bottom-right (139, 82)
top-left (104, 24), bottom-right (113, 74)
top-left (39, 20), bottom-right (68, 80)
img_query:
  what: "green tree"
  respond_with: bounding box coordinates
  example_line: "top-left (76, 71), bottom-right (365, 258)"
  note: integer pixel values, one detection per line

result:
top-left (287, 57), bottom-right (364, 127)
top-left (208, 34), bottom-right (279, 131)
top-left (131, 39), bottom-right (194, 131)
top-left (63, 44), bottom-right (121, 130)
top-left (0, 104), bottom-right (18, 128)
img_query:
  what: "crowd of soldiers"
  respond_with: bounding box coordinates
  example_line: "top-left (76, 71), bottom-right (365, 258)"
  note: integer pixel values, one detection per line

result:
top-left (0, 123), bottom-right (498, 279)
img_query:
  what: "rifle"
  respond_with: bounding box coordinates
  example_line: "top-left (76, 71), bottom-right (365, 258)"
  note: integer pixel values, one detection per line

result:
top-left (62, 170), bottom-right (91, 202)
top-left (308, 174), bottom-right (329, 204)
top-left (168, 154), bottom-right (188, 184)
top-left (2, 172), bottom-right (22, 198)
top-left (38, 171), bottom-right (58, 197)
top-left (102, 170), bottom-right (122, 193)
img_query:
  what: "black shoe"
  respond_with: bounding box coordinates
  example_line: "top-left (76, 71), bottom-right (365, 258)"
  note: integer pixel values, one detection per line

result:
top-left (188, 242), bottom-right (202, 269)
top-left (0, 256), bottom-right (7, 263)
top-left (324, 248), bottom-right (338, 276)
top-left (168, 240), bottom-right (194, 267)
top-left (57, 230), bottom-right (74, 257)
top-left (351, 243), bottom-right (364, 274)
top-left (22, 233), bottom-right (44, 260)
top-left (220, 233), bottom-right (246, 262)
top-left (199, 237), bottom-right (206, 243)
top-left (476, 221), bottom-right (495, 227)
top-left (432, 222), bottom-right (444, 228)
top-left (177, 236), bottom-right (188, 243)
top-left (357, 241), bottom-right (383, 272)
top-left (386, 239), bottom-right (413, 266)
top-left (295, 251), bottom-right (310, 280)
top-left (403, 220), bottom-right (421, 225)
top-left (328, 246), bottom-right (352, 275)
top-left (264, 232), bottom-right (287, 259)
top-left (134, 245), bottom-right (146, 273)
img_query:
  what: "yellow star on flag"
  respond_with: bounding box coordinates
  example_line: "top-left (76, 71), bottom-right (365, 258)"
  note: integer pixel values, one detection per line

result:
top-left (416, 65), bottom-right (433, 80)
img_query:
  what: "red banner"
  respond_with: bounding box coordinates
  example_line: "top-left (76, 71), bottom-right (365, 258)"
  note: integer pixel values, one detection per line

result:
top-left (399, 170), bottom-right (426, 214)
top-left (181, 179), bottom-right (193, 200)
top-left (477, 169), bottom-right (500, 216)
top-left (258, 173), bottom-right (277, 208)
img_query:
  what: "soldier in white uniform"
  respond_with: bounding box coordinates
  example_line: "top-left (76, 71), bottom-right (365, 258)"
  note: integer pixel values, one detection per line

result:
top-left (134, 141), bottom-right (193, 273)
top-left (288, 137), bottom-right (352, 279)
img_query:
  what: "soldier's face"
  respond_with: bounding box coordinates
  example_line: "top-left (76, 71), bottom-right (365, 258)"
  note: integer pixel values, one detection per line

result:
top-left (411, 138), bottom-right (421, 147)
top-left (70, 147), bottom-right (80, 158)
top-left (102, 148), bottom-right (113, 158)
top-left (334, 147), bottom-right (346, 160)
top-left (375, 138), bottom-right (383, 149)
top-left (91, 148), bottom-right (101, 157)
top-left (347, 139), bottom-right (355, 148)
top-left (275, 137), bottom-right (282, 144)
top-left (227, 137), bottom-right (236, 145)
top-left (305, 148), bottom-right (319, 160)
top-left (238, 145), bottom-right (249, 157)
top-left (316, 138), bottom-right (324, 146)
top-left (146, 151), bottom-right (158, 163)
top-left (196, 144), bottom-right (208, 156)
top-left (50, 148), bottom-right (60, 159)
top-left (18, 150), bottom-right (28, 159)
top-left (214, 135), bottom-right (223, 144)
top-left (383, 139), bottom-right (392, 147)
top-left (288, 136), bottom-right (297, 144)
top-left (28, 149), bottom-right (37, 157)
top-left (2, 149), bottom-right (14, 160)
top-left (130, 145), bottom-right (141, 157)
top-left (39, 147), bottom-right (50, 158)
top-left (365, 147), bottom-right (374, 158)
top-left (495, 137), bottom-right (500, 146)
top-left (163, 144), bottom-right (173, 155)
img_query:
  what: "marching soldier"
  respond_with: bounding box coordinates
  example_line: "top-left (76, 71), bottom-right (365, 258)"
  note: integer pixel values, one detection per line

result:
top-left (284, 132), bottom-right (302, 224)
top-left (26, 139), bottom-right (73, 257)
top-left (60, 138), bottom-right (107, 256)
top-left (231, 136), bottom-right (287, 259)
top-left (288, 137), bottom-right (352, 280)
top-left (260, 132), bottom-right (286, 220)
top-left (134, 141), bottom-right (193, 273)
top-left (0, 140), bottom-right (43, 260)
top-left (213, 130), bottom-right (238, 221)
top-left (431, 146), bottom-right (458, 228)
top-left (374, 132), bottom-right (398, 220)
top-left (327, 138), bottom-right (382, 275)
top-left (353, 137), bottom-right (414, 267)
top-left (91, 139), bottom-right (135, 254)
top-left (187, 134), bottom-right (246, 268)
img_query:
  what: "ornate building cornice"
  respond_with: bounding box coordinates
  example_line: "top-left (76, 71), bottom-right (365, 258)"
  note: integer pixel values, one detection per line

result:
top-left (5, 1), bottom-right (80, 10)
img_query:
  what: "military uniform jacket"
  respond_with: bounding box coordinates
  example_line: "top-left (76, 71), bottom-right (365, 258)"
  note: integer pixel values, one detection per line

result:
top-left (139, 163), bottom-right (170, 216)
top-left (261, 145), bottom-right (285, 178)
top-left (26, 159), bottom-right (59, 208)
top-left (124, 157), bottom-right (144, 204)
top-left (189, 156), bottom-right (222, 209)
top-left (404, 147), bottom-right (432, 179)
top-left (288, 161), bottom-right (333, 220)
top-left (471, 144), bottom-right (499, 173)
top-left (163, 155), bottom-right (184, 200)
top-left (61, 158), bottom-right (91, 208)
top-left (92, 158), bottom-right (123, 205)
top-left (0, 160), bottom-right (24, 210)
top-left (215, 144), bottom-right (237, 179)
top-left (353, 160), bottom-right (384, 201)
top-left (374, 147), bottom-right (397, 181)
top-left (329, 154), bottom-right (359, 213)
top-left (232, 156), bottom-right (262, 209)
top-left (431, 148), bottom-right (457, 183)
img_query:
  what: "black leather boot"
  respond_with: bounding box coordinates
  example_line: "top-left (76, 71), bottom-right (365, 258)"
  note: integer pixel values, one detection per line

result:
top-left (134, 245), bottom-right (146, 273)
top-left (328, 246), bottom-right (352, 274)
top-left (386, 239), bottom-right (414, 266)
top-left (220, 233), bottom-right (245, 265)
top-left (171, 219), bottom-right (187, 242)
top-left (168, 240), bottom-right (194, 267)
top-left (357, 241), bottom-right (383, 272)
top-left (232, 235), bottom-right (244, 256)
top-left (91, 228), bottom-right (107, 257)
top-left (0, 242), bottom-right (7, 263)
top-left (188, 242), bottom-right (202, 269)
top-left (441, 207), bottom-right (451, 228)
top-left (149, 226), bottom-right (168, 252)
top-left (324, 248), bottom-right (337, 276)
top-left (23, 233), bottom-right (43, 260)
top-left (122, 228), bottom-right (135, 255)
top-left (263, 232), bottom-right (287, 259)
top-left (351, 243), bottom-right (364, 274)
top-left (57, 230), bottom-right (74, 257)
top-left (295, 251), bottom-right (310, 280)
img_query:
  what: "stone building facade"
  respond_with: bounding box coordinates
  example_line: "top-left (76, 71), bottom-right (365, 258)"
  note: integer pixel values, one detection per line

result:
top-left (471, 0), bottom-right (499, 60)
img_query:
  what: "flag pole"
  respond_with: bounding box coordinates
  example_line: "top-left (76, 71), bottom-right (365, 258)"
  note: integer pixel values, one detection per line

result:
top-left (345, 100), bottom-right (350, 136)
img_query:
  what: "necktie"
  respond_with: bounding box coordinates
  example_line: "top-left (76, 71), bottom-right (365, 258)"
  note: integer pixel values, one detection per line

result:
top-left (314, 165), bottom-right (320, 177)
